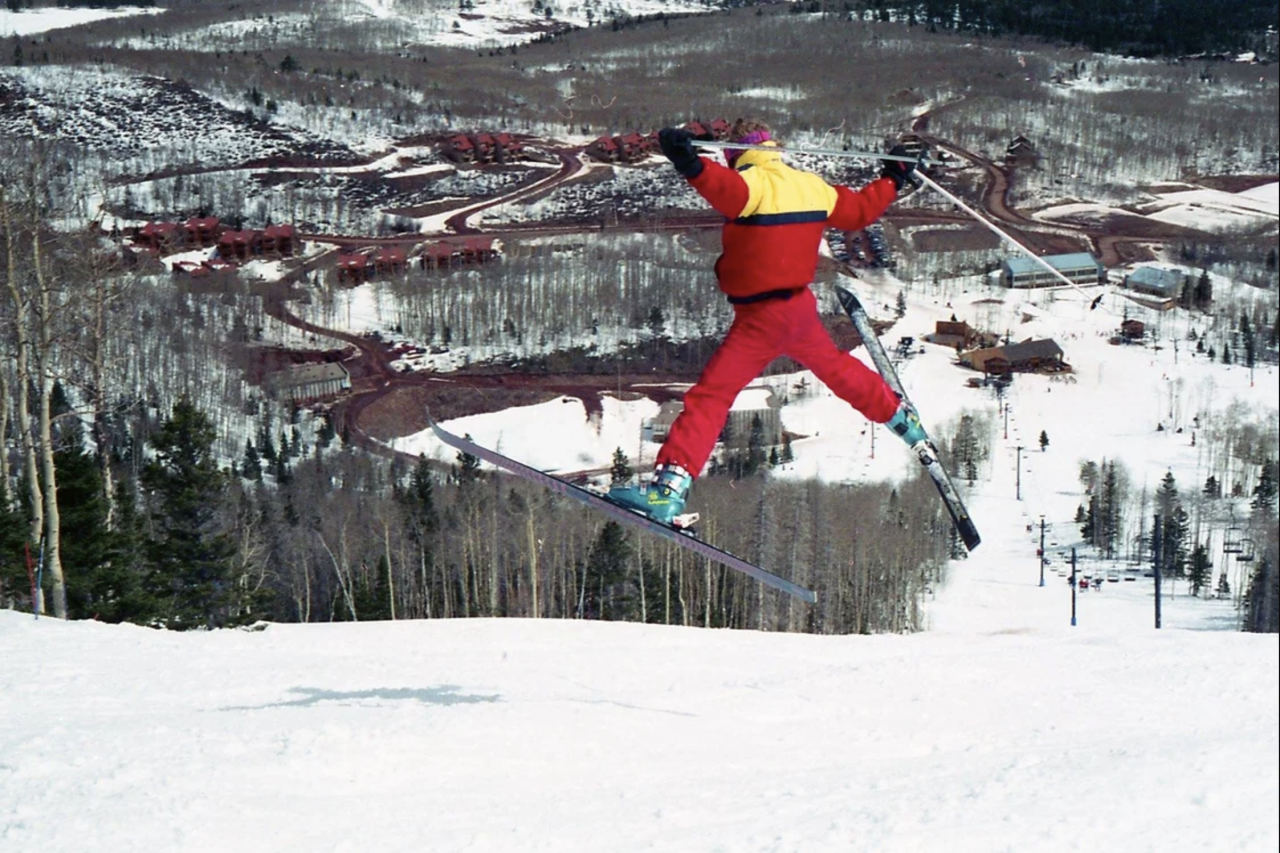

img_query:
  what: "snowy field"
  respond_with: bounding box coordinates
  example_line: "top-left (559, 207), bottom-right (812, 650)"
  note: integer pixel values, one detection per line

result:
top-left (0, 5), bottom-right (162, 37)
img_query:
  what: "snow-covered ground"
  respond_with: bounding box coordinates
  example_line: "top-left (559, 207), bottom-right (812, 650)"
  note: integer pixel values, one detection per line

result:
top-left (0, 5), bottom-right (162, 37)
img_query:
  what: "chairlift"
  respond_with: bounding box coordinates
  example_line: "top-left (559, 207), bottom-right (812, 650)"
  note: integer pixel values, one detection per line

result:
top-left (1237, 539), bottom-right (1256, 562)
top-left (1223, 527), bottom-right (1245, 555)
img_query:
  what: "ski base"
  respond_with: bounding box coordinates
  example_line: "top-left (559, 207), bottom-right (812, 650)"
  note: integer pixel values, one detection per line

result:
top-left (425, 410), bottom-right (818, 604)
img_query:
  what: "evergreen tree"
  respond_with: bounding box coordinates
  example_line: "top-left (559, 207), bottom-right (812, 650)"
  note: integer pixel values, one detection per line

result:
top-left (1252, 459), bottom-right (1277, 513)
top-left (583, 521), bottom-right (634, 620)
top-left (1203, 474), bottom-right (1221, 499)
top-left (0, 485), bottom-right (30, 608)
top-left (1039, 429), bottom-right (1049, 451)
top-left (779, 433), bottom-right (794, 464)
top-left (609, 447), bottom-right (633, 486)
top-left (139, 399), bottom-right (241, 629)
top-left (1194, 269), bottom-right (1212, 309)
top-left (1187, 542), bottom-right (1212, 597)
top-left (1244, 556), bottom-right (1278, 633)
top-left (241, 439), bottom-right (262, 481)
top-left (895, 289), bottom-right (907, 318)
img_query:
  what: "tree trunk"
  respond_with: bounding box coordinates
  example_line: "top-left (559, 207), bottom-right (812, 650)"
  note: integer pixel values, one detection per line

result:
top-left (33, 226), bottom-right (67, 619)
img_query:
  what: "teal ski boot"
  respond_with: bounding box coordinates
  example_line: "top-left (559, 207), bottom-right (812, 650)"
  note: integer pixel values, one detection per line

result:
top-left (886, 401), bottom-right (928, 448)
top-left (607, 464), bottom-right (697, 528)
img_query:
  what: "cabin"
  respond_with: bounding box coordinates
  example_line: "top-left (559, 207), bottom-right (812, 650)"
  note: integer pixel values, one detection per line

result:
top-left (931, 319), bottom-right (982, 350)
top-left (1120, 319), bottom-right (1146, 341)
top-left (1005, 135), bottom-right (1038, 166)
top-left (1000, 253), bottom-right (1103, 289)
top-left (961, 339), bottom-right (1066, 375)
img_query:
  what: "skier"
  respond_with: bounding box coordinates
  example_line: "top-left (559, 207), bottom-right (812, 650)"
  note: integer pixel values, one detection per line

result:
top-left (609, 118), bottom-right (928, 525)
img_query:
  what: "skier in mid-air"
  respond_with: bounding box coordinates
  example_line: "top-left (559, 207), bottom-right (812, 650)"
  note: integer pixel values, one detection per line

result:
top-left (608, 118), bottom-right (928, 525)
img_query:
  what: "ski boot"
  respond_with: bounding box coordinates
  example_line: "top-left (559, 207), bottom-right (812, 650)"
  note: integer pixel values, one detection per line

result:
top-left (886, 400), bottom-right (929, 448)
top-left (607, 464), bottom-right (698, 528)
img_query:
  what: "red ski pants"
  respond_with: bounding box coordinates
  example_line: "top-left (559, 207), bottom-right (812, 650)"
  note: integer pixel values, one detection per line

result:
top-left (657, 287), bottom-right (900, 477)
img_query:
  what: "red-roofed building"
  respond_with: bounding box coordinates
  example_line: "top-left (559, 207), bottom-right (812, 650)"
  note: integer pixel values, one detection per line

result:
top-left (493, 132), bottom-right (525, 161)
top-left (136, 221), bottom-right (185, 253)
top-left (184, 217), bottom-right (221, 247)
top-left (337, 251), bottom-right (373, 282)
top-left (586, 135), bottom-right (620, 162)
top-left (262, 224), bottom-right (297, 257)
top-left (442, 134), bottom-right (476, 163)
top-left (217, 229), bottom-right (261, 262)
top-left (374, 246), bottom-right (407, 274)
top-left (470, 132), bottom-right (497, 162)
top-left (460, 236), bottom-right (497, 263)
top-left (420, 242), bottom-right (456, 269)
top-left (616, 132), bottom-right (649, 163)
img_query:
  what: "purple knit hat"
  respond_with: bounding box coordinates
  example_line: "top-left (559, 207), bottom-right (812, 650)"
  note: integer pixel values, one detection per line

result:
top-left (725, 130), bottom-right (772, 166)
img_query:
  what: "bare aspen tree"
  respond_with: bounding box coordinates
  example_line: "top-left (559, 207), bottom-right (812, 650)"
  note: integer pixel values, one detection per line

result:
top-left (2, 183), bottom-right (48, 614)
top-left (31, 209), bottom-right (69, 619)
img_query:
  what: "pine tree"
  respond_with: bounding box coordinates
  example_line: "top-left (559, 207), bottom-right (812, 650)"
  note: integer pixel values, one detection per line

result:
top-left (241, 439), bottom-right (262, 481)
top-left (1203, 474), bottom-right (1221, 499)
top-left (140, 399), bottom-right (241, 629)
top-left (609, 447), bottom-right (633, 486)
top-left (1252, 459), bottom-right (1277, 513)
top-left (583, 521), bottom-right (634, 620)
top-left (1039, 429), bottom-right (1049, 451)
top-left (895, 289), bottom-right (907, 318)
top-left (1187, 542), bottom-right (1212, 597)
top-left (779, 434), bottom-right (794, 464)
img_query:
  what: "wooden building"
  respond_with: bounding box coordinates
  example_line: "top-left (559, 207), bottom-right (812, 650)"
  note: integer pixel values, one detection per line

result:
top-left (962, 339), bottom-right (1065, 375)
top-left (271, 362), bottom-right (351, 402)
top-left (184, 216), bottom-right (221, 247)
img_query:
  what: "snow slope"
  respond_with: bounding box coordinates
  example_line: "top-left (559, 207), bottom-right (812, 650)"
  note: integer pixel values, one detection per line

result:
top-left (2, 559), bottom-right (1276, 852)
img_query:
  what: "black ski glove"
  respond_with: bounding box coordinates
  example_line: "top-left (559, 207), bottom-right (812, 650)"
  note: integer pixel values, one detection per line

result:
top-left (658, 128), bottom-right (704, 179)
top-left (880, 144), bottom-right (926, 192)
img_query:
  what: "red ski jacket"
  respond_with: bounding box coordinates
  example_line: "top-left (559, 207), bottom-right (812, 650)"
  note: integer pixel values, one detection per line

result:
top-left (686, 146), bottom-right (898, 300)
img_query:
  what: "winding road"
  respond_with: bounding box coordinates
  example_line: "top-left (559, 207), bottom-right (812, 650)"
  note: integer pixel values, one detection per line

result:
top-left (260, 132), bottom-right (1216, 464)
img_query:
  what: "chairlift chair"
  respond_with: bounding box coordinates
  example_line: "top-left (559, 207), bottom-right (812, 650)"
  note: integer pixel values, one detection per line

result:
top-left (1237, 539), bottom-right (1256, 562)
top-left (1223, 527), bottom-right (1244, 555)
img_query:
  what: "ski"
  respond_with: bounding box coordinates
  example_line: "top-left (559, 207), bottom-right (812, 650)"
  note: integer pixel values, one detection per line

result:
top-left (835, 285), bottom-right (982, 552)
top-left (425, 409), bottom-right (818, 604)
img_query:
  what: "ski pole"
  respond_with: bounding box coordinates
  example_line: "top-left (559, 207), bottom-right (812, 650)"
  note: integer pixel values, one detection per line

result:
top-left (688, 139), bottom-right (926, 164)
top-left (694, 138), bottom-right (1112, 311)
top-left (912, 171), bottom-right (1111, 311)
